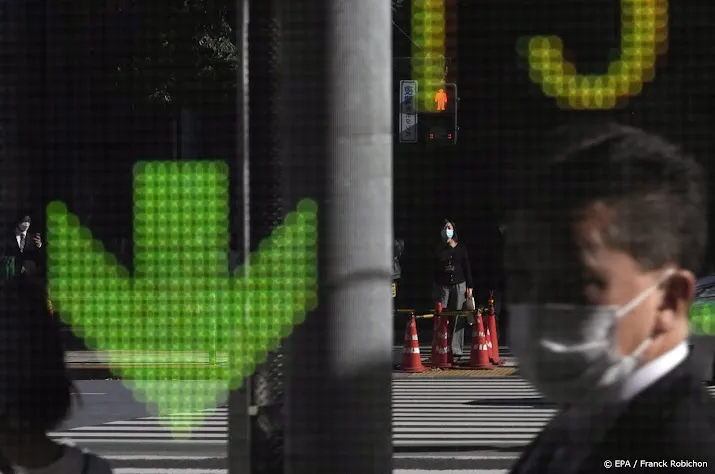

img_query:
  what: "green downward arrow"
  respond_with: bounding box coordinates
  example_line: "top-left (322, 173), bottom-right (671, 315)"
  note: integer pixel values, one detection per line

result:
top-left (690, 302), bottom-right (715, 336)
top-left (47, 161), bottom-right (318, 434)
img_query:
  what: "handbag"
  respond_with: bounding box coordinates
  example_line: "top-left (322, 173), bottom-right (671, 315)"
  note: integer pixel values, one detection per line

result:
top-left (462, 296), bottom-right (475, 312)
top-left (462, 296), bottom-right (476, 324)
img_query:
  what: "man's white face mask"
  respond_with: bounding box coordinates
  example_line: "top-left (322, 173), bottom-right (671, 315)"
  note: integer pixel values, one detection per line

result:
top-left (508, 269), bottom-right (674, 406)
top-left (17, 222), bottom-right (30, 233)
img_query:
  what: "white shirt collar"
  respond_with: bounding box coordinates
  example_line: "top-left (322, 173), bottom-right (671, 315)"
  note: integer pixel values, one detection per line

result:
top-left (619, 341), bottom-right (689, 402)
top-left (16, 228), bottom-right (27, 237)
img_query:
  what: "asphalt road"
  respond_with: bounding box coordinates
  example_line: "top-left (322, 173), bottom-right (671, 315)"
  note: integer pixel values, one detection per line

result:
top-left (63, 381), bottom-right (156, 429)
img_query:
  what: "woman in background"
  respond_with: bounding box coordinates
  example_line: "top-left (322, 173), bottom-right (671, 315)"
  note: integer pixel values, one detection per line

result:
top-left (433, 219), bottom-right (474, 358)
top-left (393, 238), bottom-right (405, 298)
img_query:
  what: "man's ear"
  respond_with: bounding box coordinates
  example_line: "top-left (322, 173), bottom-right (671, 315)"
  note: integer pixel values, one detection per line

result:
top-left (656, 269), bottom-right (695, 332)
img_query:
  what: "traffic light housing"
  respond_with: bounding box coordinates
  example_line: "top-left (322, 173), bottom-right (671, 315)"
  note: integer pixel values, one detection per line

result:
top-left (421, 83), bottom-right (458, 145)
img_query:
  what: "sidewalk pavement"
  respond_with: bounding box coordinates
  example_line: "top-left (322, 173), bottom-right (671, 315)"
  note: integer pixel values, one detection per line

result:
top-left (65, 351), bottom-right (229, 367)
top-left (65, 348), bottom-right (518, 379)
top-left (65, 346), bottom-right (516, 367)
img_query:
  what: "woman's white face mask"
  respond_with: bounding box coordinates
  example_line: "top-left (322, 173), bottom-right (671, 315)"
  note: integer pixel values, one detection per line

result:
top-left (508, 269), bottom-right (674, 406)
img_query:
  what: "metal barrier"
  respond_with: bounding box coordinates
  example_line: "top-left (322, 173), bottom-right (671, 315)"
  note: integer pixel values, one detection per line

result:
top-left (395, 308), bottom-right (484, 319)
top-left (394, 309), bottom-right (432, 319)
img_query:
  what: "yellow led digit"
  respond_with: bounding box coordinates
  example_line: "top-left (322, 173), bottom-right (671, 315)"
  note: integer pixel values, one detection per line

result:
top-left (519, 0), bottom-right (669, 110)
top-left (412, 0), bottom-right (447, 112)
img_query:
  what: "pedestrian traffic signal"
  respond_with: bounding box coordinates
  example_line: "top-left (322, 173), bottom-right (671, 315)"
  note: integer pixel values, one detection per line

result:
top-left (422, 83), bottom-right (458, 145)
top-left (431, 84), bottom-right (456, 114)
top-left (396, 80), bottom-right (458, 145)
top-left (435, 88), bottom-right (448, 111)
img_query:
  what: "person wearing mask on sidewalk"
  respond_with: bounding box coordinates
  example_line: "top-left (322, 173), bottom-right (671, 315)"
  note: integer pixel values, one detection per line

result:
top-left (0, 213), bottom-right (43, 282)
top-left (393, 238), bottom-right (405, 298)
top-left (0, 279), bottom-right (113, 473)
top-left (433, 219), bottom-right (474, 359)
top-left (506, 123), bottom-right (715, 474)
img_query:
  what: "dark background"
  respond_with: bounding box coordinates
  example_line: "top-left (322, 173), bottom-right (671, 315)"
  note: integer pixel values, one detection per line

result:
top-left (394, 0), bottom-right (715, 312)
top-left (4, 0), bottom-right (715, 315)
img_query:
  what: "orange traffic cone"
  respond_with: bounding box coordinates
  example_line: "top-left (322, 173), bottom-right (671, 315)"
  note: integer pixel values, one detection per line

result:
top-left (399, 313), bottom-right (426, 372)
top-left (486, 291), bottom-right (505, 366)
top-left (485, 326), bottom-right (494, 359)
top-left (431, 312), bottom-right (452, 368)
top-left (467, 310), bottom-right (492, 369)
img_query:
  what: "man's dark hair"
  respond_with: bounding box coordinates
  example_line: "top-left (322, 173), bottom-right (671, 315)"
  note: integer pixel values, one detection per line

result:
top-left (12, 212), bottom-right (30, 226)
top-left (519, 122), bottom-right (707, 274)
top-left (0, 279), bottom-right (73, 434)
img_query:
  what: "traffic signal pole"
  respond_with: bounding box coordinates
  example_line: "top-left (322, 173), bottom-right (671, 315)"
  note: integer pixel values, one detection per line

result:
top-left (0, 0), bottom-right (33, 228)
top-left (282, 0), bottom-right (393, 472)
top-left (227, 0), bottom-right (252, 472)
top-left (248, 0), bottom-right (287, 472)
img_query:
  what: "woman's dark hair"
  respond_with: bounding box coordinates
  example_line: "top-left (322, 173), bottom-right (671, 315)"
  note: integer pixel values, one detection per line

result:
top-left (0, 279), bottom-right (73, 435)
top-left (442, 219), bottom-right (458, 243)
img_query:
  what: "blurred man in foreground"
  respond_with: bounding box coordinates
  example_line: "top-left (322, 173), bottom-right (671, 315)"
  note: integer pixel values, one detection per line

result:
top-left (506, 123), bottom-right (715, 473)
top-left (0, 279), bottom-right (113, 472)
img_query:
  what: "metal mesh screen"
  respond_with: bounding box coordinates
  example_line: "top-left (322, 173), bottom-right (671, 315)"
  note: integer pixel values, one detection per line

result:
top-left (249, 0), bottom-right (284, 236)
top-left (248, 0), bottom-right (285, 472)
top-left (0, 0), bottom-right (21, 229)
top-left (251, 351), bottom-right (285, 473)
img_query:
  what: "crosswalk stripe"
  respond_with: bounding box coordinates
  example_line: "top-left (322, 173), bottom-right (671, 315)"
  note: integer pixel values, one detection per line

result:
top-left (106, 421), bottom-right (228, 426)
top-left (54, 439), bottom-right (226, 445)
top-left (51, 378), bottom-right (715, 452)
top-left (114, 470), bottom-right (225, 473)
top-left (108, 469), bottom-right (510, 473)
top-left (70, 426), bottom-right (227, 432)
top-left (109, 470), bottom-right (510, 474)
top-left (105, 456), bottom-right (224, 460)
top-left (395, 471), bottom-right (508, 474)
top-left (55, 433), bottom-right (227, 438)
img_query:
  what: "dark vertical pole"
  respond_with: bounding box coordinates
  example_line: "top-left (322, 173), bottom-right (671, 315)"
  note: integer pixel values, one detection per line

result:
top-left (0, 0), bottom-right (33, 228)
top-left (0, 0), bottom-right (18, 227)
top-left (248, 0), bottom-right (285, 471)
top-left (43, 0), bottom-right (71, 220)
top-left (283, 0), bottom-right (394, 473)
top-left (227, 0), bottom-right (251, 472)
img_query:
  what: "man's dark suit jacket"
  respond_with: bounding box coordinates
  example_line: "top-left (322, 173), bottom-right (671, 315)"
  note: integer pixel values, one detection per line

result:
top-left (510, 354), bottom-right (715, 474)
top-left (1, 231), bottom-right (44, 278)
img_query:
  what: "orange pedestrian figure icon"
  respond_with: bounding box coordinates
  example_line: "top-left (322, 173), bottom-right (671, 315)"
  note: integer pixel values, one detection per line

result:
top-left (435, 88), bottom-right (448, 111)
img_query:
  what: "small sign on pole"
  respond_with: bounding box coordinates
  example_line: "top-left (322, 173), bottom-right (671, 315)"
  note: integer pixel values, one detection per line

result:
top-left (399, 80), bottom-right (418, 143)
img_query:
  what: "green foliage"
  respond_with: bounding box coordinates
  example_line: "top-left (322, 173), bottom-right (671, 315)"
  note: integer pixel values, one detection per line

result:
top-left (111, 0), bottom-right (237, 107)
top-left (113, 0), bottom-right (403, 106)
